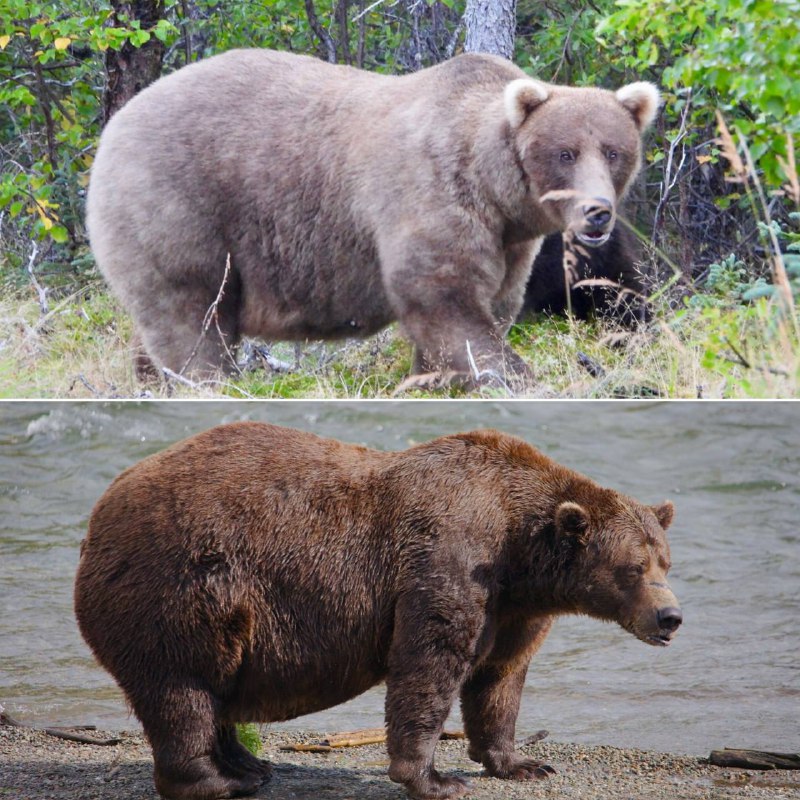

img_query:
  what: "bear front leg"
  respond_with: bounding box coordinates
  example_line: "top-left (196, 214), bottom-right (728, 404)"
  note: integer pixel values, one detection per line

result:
top-left (492, 239), bottom-right (542, 332)
top-left (460, 618), bottom-right (556, 781)
top-left (385, 588), bottom-right (484, 799)
top-left (381, 230), bottom-right (533, 386)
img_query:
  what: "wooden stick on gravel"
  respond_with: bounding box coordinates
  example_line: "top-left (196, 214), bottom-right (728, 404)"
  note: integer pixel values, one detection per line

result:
top-left (709, 748), bottom-right (800, 770)
top-left (280, 728), bottom-right (465, 752)
top-left (1, 708), bottom-right (120, 746)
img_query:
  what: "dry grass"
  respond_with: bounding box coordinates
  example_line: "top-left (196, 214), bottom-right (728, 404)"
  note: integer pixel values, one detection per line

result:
top-left (1, 281), bottom-right (797, 399)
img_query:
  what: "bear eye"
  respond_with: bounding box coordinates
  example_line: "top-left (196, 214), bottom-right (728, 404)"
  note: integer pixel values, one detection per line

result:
top-left (629, 565), bottom-right (645, 577)
top-left (560, 149), bottom-right (575, 163)
top-left (606, 149), bottom-right (618, 161)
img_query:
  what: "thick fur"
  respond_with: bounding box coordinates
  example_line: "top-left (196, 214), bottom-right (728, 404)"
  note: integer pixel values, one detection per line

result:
top-left (521, 226), bottom-right (651, 325)
top-left (75, 423), bottom-right (680, 800)
top-left (86, 49), bottom-right (659, 381)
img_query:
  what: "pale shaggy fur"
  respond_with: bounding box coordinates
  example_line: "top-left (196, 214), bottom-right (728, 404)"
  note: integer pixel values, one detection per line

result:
top-left (87, 49), bottom-right (659, 380)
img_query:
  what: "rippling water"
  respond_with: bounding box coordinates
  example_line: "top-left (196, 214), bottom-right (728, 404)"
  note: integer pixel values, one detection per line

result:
top-left (1, 401), bottom-right (798, 756)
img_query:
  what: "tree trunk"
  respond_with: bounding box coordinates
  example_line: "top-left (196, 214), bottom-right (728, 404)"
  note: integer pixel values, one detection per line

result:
top-left (463, 0), bottom-right (516, 59)
top-left (103, 0), bottom-right (166, 123)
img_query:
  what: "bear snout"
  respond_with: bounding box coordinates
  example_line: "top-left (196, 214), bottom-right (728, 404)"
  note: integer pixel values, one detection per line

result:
top-left (657, 606), bottom-right (683, 634)
top-left (575, 197), bottom-right (614, 247)
top-left (638, 604), bottom-right (682, 646)
top-left (583, 198), bottom-right (613, 227)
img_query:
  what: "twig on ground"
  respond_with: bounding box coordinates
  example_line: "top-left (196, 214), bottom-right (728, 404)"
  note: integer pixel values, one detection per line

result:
top-left (517, 730), bottom-right (550, 747)
top-left (179, 253), bottom-right (239, 376)
top-left (709, 748), bottom-right (800, 770)
top-left (465, 340), bottom-right (514, 396)
top-left (1, 706), bottom-right (119, 746)
top-left (279, 728), bottom-right (464, 752)
top-left (73, 373), bottom-right (101, 396)
top-left (43, 728), bottom-right (121, 746)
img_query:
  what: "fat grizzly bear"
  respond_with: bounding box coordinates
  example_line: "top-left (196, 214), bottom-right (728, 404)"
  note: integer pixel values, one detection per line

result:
top-left (75, 422), bottom-right (682, 800)
top-left (86, 49), bottom-right (660, 383)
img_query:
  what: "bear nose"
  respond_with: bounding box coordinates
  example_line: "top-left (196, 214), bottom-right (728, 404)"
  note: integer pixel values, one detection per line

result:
top-left (582, 197), bottom-right (613, 229)
top-left (657, 606), bottom-right (683, 633)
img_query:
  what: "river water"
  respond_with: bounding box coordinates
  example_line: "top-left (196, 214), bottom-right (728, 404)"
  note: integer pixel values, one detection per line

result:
top-left (1, 401), bottom-right (798, 756)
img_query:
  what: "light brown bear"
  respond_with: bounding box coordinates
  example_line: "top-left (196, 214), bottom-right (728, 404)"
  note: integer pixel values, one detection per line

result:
top-left (75, 422), bottom-right (682, 800)
top-left (86, 50), bottom-right (660, 383)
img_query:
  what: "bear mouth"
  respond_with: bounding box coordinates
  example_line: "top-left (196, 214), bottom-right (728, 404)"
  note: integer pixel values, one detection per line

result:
top-left (645, 633), bottom-right (673, 647)
top-left (575, 230), bottom-right (611, 248)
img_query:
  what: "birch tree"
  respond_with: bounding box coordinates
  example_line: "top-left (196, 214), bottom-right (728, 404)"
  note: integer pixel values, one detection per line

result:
top-left (463, 0), bottom-right (516, 59)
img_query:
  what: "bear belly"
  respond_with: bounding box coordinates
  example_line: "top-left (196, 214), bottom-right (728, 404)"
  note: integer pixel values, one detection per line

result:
top-left (225, 660), bottom-right (387, 723)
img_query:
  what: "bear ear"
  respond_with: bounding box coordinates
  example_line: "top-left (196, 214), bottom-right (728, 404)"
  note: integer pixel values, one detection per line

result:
top-left (555, 501), bottom-right (590, 543)
top-left (504, 78), bottom-right (549, 130)
top-left (651, 501), bottom-right (674, 531)
top-left (615, 81), bottom-right (661, 132)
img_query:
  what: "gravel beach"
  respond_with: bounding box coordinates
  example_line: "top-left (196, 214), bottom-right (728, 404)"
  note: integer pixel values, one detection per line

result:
top-left (1, 725), bottom-right (798, 800)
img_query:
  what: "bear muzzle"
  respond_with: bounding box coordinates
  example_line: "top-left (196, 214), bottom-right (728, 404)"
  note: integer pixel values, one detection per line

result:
top-left (643, 603), bottom-right (683, 647)
top-left (625, 579), bottom-right (682, 647)
top-left (575, 197), bottom-right (615, 248)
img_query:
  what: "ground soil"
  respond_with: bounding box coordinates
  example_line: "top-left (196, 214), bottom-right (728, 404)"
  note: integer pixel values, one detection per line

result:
top-left (1, 726), bottom-right (798, 800)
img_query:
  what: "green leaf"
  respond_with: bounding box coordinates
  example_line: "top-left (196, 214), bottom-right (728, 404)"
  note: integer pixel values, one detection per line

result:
top-left (741, 285), bottom-right (775, 301)
top-left (49, 224), bottom-right (69, 243)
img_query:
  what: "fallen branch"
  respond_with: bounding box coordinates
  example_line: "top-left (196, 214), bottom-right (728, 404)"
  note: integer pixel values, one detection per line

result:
top-left (279, 728), bottom-right (464, 752)
top-left (43, 728), bottom-right (121, 746)
top-left (179, 253), bottom-right (239, 376)
top-left (1, 708), bottom-right (120, 746)
top-left (465, 340), bottom-right (514, 396)
top-left (517, 729), bottom-right (549, 747)
top-left (709, 748), bottom-right (800, 771)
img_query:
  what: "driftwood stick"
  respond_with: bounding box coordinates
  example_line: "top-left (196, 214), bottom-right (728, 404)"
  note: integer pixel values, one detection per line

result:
top-left (46, 725), bottom-right (98, 732)
top-left (0, 710), bottom-right (23, 727)
top-left (709, 748), bottom-right (800, 770)
top-left (323, 728), bottom-right (387, 748)
top-left (279, 743), bottom-right (333, 753)
top-left (279, 728), bottom-right (465, 752)
top-left (1, 707), bottom-right (118, 746)
top-left (44, 728), bottom-right (122, 746)
top-left (517, 729), bottom-right (550, 747)
top-left (439, 730), bottom-right (466, 741)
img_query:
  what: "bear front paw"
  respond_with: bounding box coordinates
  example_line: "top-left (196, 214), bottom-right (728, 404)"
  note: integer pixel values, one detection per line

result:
top-left (394, 370), bottom-right (469, 394)
top-left (484, 754), bottom-right (557, 780)
top-left (390, 763), bottom-right (472, 800)
top-left (409, 772), bottom-right (472, 800)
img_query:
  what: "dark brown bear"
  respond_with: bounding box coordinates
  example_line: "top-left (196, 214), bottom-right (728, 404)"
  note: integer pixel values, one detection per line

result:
top-left (521, 226), bottom-right (651, 325)
top-left (86, 49), bottom-right (660, 383)
top-left (75, 423), bottom-right (682, 800)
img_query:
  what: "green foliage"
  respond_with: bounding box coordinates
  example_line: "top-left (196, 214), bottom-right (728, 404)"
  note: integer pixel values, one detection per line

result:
top-left (235, 723), bottom-right (262, 757)
top-left (0, 0), bottom-right (178, 259)
top-left (516, 0), bottom-right (621, 85)
top-left (689, 253), bottom-right (767, 307)
top-left (597, 0), bottom-right (800, 187)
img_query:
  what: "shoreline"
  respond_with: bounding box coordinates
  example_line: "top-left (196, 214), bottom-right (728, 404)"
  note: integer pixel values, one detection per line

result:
top-left (1, 726), bottom-right (797, 800)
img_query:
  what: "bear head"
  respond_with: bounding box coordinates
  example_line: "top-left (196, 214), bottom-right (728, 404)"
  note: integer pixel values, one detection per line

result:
top-left (504, 78), bottom-right (660, 247)
top-left (554, 495), bottom-right (682, 646)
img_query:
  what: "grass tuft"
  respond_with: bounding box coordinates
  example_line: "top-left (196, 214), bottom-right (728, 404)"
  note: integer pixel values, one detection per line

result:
top-left (0, 281), bottom-right (796, 398)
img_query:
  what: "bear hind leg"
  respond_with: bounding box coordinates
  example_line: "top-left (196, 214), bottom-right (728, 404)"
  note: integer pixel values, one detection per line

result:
top-left (132, 280), bottom-right (242, 381)
top-left (137, 683), bottom-right (261, 800)
top-left (216, 723), bottom-right (273, 781)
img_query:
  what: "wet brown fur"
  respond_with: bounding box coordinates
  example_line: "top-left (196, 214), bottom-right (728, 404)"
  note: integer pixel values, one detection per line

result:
top-left (86, 50), bottom-right (658, 381)
top-left (75, 423), bottom-right (679, 800)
